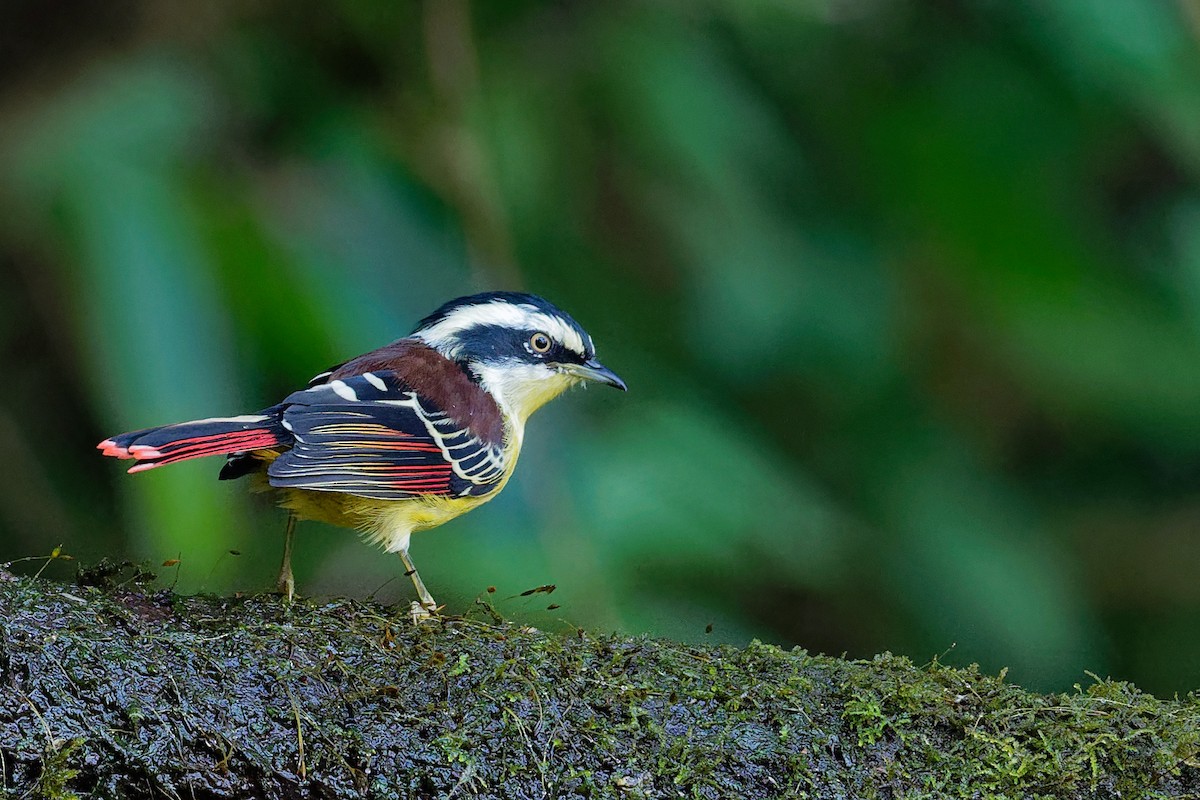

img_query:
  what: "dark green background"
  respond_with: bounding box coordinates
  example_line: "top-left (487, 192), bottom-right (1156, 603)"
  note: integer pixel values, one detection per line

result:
top-left (3, 1), bottom-right (1199, 695)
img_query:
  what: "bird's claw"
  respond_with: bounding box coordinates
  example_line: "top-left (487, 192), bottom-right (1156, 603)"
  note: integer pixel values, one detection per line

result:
top-left (410, 600), bottom-right (439, 624)
top-left (276, 574), bottom-right (295, 604)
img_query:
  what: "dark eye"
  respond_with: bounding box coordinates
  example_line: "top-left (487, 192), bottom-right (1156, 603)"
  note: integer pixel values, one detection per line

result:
top-left (529, 332), bottom-right (552, 354)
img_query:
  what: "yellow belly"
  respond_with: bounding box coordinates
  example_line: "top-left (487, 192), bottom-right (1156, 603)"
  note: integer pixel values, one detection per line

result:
top-left (275, 488), bottom-right (494, 552)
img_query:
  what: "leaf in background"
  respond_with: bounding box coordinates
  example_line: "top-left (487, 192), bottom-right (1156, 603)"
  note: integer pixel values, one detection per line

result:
top-left (2, 56), bottom-right (250, 584)
top-left (254, 131), bottom-right (472, 355)
top-left (865, 425), bottom-right (1105, 687)
top-left (864, 46), bottom-right (1200, 443)
top-left (579, 400), bottom-right (849, 638)
top-left (1011, 0), bottom-right (1200, 169)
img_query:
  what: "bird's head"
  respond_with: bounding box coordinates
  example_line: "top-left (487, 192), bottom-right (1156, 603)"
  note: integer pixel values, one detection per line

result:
top-left (412, 292), bottom-right (626, 424)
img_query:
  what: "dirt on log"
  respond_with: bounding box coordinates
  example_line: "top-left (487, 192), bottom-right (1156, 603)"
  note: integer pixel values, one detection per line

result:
top-left (0, 568), bottom-right (1198, 799)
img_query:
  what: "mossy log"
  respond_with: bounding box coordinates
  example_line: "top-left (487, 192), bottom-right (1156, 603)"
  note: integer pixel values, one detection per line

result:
top-left (1, 570), bottom-right (1198, 799)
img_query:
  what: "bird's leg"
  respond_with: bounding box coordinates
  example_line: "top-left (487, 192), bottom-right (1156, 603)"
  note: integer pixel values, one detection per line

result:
top-left (275, 513), bottom-right (297, 602)
top-left (398, 548), bottom-right (438, 621)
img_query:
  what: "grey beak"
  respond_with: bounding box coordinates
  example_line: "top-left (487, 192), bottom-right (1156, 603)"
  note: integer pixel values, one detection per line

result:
top-left (564, 359), bottom-right (627, 391)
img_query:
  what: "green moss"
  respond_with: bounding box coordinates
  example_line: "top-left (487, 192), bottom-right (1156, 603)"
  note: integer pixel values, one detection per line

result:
top-left (31, 738), bottom-right (83, 800)
top-left (843, 695), bottom-right (890, 746)
top-left (0, 575), bottom-right (1197, 798)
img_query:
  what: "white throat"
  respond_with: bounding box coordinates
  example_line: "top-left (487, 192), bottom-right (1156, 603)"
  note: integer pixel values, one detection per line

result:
top-left (471, 361), bottom-right (577, 433)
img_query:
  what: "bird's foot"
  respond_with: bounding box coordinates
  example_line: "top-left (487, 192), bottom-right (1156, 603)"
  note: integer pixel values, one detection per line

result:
top-left (410, 600), bottom-right (439, 624)
top-left (276, 572), bottom-right (295, 604)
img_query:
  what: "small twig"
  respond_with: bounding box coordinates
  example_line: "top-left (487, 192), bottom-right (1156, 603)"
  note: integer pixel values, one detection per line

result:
top-left (286, 687), bottom-right (306, 780)
top-left (365, 575), bottom-right (398, 602)
top-left (32, 545), bottom-right (68, 580)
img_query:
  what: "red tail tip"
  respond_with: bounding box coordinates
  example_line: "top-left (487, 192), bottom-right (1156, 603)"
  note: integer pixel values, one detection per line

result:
top-left (127, 445), bottom-right (164, 459)
top-left (98, 439), bottom-right (131, 458)
top-left (127, 462), bottom-right (160, 474)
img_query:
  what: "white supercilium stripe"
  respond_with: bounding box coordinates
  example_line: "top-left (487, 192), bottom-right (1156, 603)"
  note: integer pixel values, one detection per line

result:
top-left (414, 300), bottom-right (589, 358)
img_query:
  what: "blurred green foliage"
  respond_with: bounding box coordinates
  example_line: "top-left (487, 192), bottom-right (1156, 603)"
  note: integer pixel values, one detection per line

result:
top-left (2, 0), bottom-right (1200, 694)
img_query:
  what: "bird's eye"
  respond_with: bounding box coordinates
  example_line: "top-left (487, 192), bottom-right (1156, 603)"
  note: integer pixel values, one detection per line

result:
top-left (529, 332), bottom-right (552, 354)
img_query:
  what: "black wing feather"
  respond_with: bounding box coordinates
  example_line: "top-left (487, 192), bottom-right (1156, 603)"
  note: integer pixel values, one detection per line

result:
top-left (266, 371), bottom-right (506, 501)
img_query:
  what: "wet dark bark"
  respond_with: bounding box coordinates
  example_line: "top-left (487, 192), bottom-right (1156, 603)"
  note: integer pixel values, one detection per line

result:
top-left (1, 571), bottom-right (1197, 799)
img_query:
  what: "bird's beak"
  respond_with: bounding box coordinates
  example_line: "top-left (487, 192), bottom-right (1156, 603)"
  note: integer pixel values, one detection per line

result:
top-left (562, 359), bottom-right (627, 391)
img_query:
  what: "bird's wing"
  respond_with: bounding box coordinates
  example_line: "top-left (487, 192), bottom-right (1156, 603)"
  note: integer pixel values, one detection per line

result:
top-left (304, 363), bottom-right (344, 387)
top-left (266, 371), bottom-right (508, 500)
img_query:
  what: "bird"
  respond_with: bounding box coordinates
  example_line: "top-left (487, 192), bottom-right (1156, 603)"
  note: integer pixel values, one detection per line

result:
top-left (98, 291), bottom-right (626, 614)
